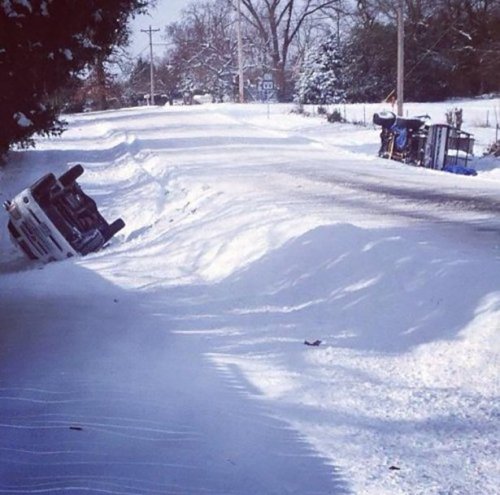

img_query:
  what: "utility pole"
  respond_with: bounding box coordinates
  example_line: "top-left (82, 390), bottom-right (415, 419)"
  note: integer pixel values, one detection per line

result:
top-left (141, 25), bottom-right (160, 105)
top-left (236, 0), bottom-right (244, 103)
top-left (336, 8), bottom-right (341, 47)
top-left (396, 1), bottom-right (404, 116)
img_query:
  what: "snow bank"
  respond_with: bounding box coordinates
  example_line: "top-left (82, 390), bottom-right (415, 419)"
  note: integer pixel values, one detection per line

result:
top-left (0, 101), bottom-right (498, 495)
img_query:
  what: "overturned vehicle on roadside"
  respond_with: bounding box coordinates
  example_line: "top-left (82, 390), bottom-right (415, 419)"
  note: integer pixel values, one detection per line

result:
top-left (4, 165), bottom-right (125, 263)
top-left (373, 111), bottom-right (476, 174)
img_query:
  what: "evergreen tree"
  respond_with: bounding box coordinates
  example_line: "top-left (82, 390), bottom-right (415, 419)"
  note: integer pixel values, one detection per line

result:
top-left (343, 22), bottom-right (396, 103)
top-left (296, 33), bottom-right (346, 105)
top-left (156, 58), bottom-right (182, 105)
top-left (0, 0), bottom-right (150, 156)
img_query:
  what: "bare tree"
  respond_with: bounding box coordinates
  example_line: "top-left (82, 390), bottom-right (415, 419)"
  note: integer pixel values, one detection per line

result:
top-left (233, 0), bottom-right (343, 100)
top-left (346, 0), bottom-right (500, 100)
top-left (166, 0), bottom-right (238, 101)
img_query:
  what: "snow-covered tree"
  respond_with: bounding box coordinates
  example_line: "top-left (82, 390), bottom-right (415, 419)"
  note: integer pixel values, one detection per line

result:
top-left (0, 0), bottom-right (151, 156)
top-left (295, 33), bottom-right (345, 105)
top-left (165, 0), bottom-right (237, 102)
top-left (236, 0), bottom-right (343, 101)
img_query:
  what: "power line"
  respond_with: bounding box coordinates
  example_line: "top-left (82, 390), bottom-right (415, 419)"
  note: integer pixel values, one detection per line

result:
top-left (385, 13), bottom-right (462, 104)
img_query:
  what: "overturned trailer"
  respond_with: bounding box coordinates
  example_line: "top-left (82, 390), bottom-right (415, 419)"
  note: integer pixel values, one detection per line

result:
top-left (373, 111), bottom-right (475, 173)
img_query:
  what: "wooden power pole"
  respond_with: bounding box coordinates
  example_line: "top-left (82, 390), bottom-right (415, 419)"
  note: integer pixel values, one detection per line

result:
top-left (397, 1), bottom-right (404, 116)
top-left (236, 0), bottom-right (244, 103)
top-left (141, 25), bottom-right (160, 105)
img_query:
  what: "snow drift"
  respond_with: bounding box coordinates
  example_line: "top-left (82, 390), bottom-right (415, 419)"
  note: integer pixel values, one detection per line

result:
top-left (0, 101), bottom-right (499, 494)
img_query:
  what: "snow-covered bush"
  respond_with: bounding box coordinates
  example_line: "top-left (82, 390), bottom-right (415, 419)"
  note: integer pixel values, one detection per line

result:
top-left (484, 140), bottom-right (500, 157)
top-left (327, 109), bottom-right (343, 123)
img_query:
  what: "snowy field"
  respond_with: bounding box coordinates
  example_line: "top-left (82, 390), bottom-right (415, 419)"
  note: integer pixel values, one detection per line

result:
top-left (0, 100), bottom-right (499, 494)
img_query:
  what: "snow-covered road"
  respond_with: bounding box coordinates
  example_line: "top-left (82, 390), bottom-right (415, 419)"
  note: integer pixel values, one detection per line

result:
top-left (1, 102), bottom-right (499, 494)
top-left (0, 269), bottom-right (341, 494)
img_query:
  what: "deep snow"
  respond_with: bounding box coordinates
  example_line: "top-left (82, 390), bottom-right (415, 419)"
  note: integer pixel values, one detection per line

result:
top-left (0, 100), bottom-right (499, 495)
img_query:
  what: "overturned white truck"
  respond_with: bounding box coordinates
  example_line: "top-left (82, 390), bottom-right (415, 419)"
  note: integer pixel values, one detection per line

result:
top-left (4, 165), bottom-right (125, 263)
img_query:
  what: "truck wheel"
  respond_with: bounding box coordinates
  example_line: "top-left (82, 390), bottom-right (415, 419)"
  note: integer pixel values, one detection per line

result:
top-left (59, 164), bottom-right (84, 187)
top-left (103, 218), bottom-right (125, 242)
top-left (373, 111), bottom-right (396, 128)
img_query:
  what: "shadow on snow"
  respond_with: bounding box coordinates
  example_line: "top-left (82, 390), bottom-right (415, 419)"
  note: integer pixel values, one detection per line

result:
top-left (0, 260), bottom-right (348, 495)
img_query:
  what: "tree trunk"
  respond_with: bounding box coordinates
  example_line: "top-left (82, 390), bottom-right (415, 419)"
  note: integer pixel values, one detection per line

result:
top-left (95, 56), bottom-right (108, 111)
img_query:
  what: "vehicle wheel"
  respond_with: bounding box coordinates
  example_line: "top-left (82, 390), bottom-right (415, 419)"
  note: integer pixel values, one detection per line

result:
top-left (373, 111), bottom-right (396, 129)
top-left (102, 218), bottom-right (125, 242)
top-left (59, 164), bottom-right (84, 187)
top-left (31, 173), bottom-right (57, 200)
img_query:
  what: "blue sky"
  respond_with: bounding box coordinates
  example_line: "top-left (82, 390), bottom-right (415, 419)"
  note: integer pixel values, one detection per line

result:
top-left (129, 0), bottom-right (189, 56)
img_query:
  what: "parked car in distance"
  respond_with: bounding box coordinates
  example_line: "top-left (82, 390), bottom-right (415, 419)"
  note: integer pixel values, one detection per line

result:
top-left (4, 165), bottom-right (125, 263)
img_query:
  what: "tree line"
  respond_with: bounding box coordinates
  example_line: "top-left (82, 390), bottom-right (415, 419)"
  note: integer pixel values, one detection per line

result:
top-left (132, 0), bottom-right (498, 106)
top-left (1, 0), bottom-right (499, 155)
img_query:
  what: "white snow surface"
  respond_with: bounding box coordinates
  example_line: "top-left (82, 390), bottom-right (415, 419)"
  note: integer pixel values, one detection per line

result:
top-left (0, 101), bottom-right (499, 495)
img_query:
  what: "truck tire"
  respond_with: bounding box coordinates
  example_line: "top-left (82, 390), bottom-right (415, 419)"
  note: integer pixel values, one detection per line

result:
top-left (59, 164), bottom-right (84, 187)
top-left (102, 218), bottom-right (125, 242)
top-left (373, 111), bottom-right (396, 128)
